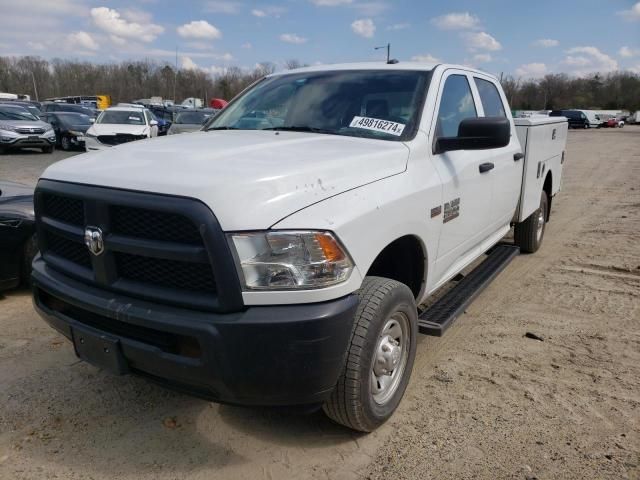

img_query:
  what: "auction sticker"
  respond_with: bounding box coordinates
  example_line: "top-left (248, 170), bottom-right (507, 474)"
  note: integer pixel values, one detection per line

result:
top-left (349, 116), bottom-right (405, 136)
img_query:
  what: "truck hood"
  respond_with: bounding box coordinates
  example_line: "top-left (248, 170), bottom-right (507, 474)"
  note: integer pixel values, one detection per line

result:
top-left (40, 130), bottom-right (409, 230)
top-left (86, 123), bottom-right (149, 136)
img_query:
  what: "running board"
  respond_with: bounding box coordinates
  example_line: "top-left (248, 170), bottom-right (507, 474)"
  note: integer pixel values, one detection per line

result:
top-left (418, 244), bottom-right (520, 336)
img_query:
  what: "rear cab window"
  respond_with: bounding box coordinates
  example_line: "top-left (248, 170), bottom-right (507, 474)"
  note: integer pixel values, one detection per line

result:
top-left (474, 78), bottom-right (506, 117)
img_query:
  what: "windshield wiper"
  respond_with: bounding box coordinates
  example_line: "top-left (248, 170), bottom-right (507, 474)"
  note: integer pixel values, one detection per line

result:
top-left (262, 126), bottom-right (337, 135)
top-left (207, 126), bottom-right (239, 131)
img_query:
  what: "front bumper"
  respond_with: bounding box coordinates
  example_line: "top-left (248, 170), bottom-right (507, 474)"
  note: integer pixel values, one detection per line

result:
top-left (0, 131), bottom-right (56, 148)
top-left (84, 136), bottom-right (110, 151)
top-left (32, 257), bottom-right (358, 406)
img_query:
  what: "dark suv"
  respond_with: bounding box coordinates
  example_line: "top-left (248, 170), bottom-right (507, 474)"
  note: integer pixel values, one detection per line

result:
top-left (549, 110), bottom-right (589, 129)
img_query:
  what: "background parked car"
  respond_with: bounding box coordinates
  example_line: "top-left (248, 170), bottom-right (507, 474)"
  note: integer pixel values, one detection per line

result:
top-left (549, 110), bottom-right (590, 128)
top-left (84, 105), bottom-right (158, 151)
top-left (0, 101), bottom-right (42, 119)
top-left (167, 108), bottom-right (218, 135)
top-left (41, 102), bottom-right (98, 119)
top-left (0, 105), bottom-right (56, 154)
top-left (0, 181), bottom-right (36, 290)
top-left (41, 112), bottom-right (93, 150)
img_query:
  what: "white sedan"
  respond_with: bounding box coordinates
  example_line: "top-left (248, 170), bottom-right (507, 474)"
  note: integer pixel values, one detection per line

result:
top-left (84, 106), bottom-right (159, 151)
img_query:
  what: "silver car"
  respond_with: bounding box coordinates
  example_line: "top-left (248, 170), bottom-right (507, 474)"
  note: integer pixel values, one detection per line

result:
top-left (167, 109), bottom-right (218, 135)
top-left (0, 105), bottom-right (56, 154)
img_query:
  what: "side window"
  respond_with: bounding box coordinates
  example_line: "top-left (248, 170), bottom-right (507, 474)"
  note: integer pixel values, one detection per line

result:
top-left (436, 74), bottom-right (477, 138)
top-left (475, 78), bottom-right (506, 117)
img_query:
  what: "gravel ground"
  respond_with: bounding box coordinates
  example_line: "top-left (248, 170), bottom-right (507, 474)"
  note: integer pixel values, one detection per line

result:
top-left (0, 129), bottom-right (638, 479)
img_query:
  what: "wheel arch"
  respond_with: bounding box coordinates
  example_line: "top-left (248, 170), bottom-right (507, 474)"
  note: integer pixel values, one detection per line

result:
top-left (365, 234), bottom-right (427, 301)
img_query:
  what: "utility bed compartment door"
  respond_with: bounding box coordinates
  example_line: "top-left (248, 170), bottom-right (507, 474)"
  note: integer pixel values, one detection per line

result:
top-left (514, 117), bottom-right (568, 222)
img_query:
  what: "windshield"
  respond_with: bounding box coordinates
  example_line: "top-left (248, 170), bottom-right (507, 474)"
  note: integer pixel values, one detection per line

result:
top-left (0, 107), bottom-right (37, 121)
top-left (206, 70), bottom-right (430, 141)
top-left (97, 110), bottom-right (145, 125)
top-left (57, 113), bottom-right (92, 126)
top-left (61, 104), bottom-right (94, 115)
top-left (175, 111), bottom-right (214, 125)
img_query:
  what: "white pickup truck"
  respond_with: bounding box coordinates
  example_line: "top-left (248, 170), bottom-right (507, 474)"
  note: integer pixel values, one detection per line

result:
top-left (32, 63), bottom-right (567, 432)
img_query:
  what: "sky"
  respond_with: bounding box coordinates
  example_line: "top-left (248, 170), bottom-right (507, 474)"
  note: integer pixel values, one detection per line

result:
top-left (0, 0), bottom-right (639, 79)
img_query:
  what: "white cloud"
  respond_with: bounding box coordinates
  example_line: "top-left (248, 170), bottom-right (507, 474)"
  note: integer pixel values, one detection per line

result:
top-left (91, 7), bottom-right (164, 42)
top-left (120, 7), bottom-right (153, 24)
top-left (181, 56), bottom-right (199, 70)
top-left (310, 0), bottom-right (353, 5)
top-left (110, 35), bottom-right (126, 46)
top-left (0, 0), bottom-right (89, 16)
top-left (203, 1), bottom-right (242, 14)
top-left (411, 53), bottom-right (439, 63)
top-left (177, 20), bottom-right (222, 40)
top-left (617, 2), bottom-right (640, 21)
top-left (351, 18), bottom-right (376, 38)
top-left (432, 12), bottom-right (479, 30)
top-left (67, 31), bottom-right (99, 51)
top-left (386, 23), bottom-right (409, 31)
top-left (515, 62), bottom-right (548, 78)
top-left (464, 31), bottom-right (502, 51)
top-left (532, 38), bottom-right (559, 48)
top-left (619, 46), bottom-right (638, 57)
top-left (252, 6), bottom-right (286, 17)
top-left (562, 46), bottom-right (618, 75)
top-left (241, 42), bottom-right (253, 49)
top-left (26, 41), bottom-right (46, 51)
top-left (279, 33), bottom-right (307, 44)
top-left (353, 2), bottom-right (390, 16)
top-left (472, 53), bottom-right (492, 64)
top-left (628, 64), bottom-right (640, 74)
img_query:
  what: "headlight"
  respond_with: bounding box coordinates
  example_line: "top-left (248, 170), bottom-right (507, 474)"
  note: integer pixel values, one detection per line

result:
top-left (0, 123), bottom-right (18, 132)
top-left (44, 125), bottom-right (53, 132)
top-left (85, 131), bottom-right (97, 138)
top-left (229, 230), bottom-right (354, 290)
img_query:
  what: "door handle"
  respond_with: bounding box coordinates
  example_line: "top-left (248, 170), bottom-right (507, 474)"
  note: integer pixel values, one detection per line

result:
top-left (513, 152), bottom-right (524, 161)
top-left (479, 162), bottom-right (495, 173)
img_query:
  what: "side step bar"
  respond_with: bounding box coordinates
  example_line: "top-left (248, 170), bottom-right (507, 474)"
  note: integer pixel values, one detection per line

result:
top-left (418, 244), bottom-right (520, 336)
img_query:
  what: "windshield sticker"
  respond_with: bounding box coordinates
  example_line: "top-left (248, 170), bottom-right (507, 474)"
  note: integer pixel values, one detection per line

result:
top-left (128, 116), bottom-right (141, 121)
top-left (349, 116), bottom-right (405, 136)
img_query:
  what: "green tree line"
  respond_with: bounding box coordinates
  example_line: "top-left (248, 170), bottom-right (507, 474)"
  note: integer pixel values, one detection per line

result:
top-left (1, 56), bottom-right (638, 111)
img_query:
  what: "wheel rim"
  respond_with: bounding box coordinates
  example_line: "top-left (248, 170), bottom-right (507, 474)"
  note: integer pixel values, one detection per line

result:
top-left (371, 312), bottom-right (410, 405)
top-left (536, 207), bottom-right (545, 243)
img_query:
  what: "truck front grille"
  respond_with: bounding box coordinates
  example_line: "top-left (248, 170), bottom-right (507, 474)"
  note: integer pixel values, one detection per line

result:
top-left (34, 181), bottom-right (243, 312)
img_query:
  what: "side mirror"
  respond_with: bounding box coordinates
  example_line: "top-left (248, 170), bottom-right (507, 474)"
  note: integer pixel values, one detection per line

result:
top-left (435, 117), bottom-right (511, 154)
top-left (149, 120), bottom-right (158, 126)
top-left (89, 118), bottom-right (95, 123)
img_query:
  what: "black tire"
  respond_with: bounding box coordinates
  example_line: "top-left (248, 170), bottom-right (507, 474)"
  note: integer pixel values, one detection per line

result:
top-left (42, 146), bottom-right (54, 154)
top-left (323, 276), bottom-right (418, 432)
top-left (515, 190), bottom-right (548, 253)
top-left (60, 135), bottom-right (71, 151)
top-left (21, 234), bottom-right (38, 287)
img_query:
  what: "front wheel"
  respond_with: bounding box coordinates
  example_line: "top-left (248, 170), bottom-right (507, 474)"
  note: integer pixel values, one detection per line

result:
top-left (323, 276), bottom-right (417, 432)
top-left (515, 190), bottom-right (548, 253)
top-left (60, 136), bottom-right (71, 151)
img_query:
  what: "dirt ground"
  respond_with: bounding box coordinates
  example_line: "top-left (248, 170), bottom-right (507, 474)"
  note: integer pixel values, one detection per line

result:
top-left (0, 129), bottom-right (638, 480)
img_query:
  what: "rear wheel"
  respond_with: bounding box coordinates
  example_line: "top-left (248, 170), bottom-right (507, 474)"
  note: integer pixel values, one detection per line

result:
top-left (515, 190), bottom-right (548, 253)
top-left (323, 276), bottom-right (417, 432)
